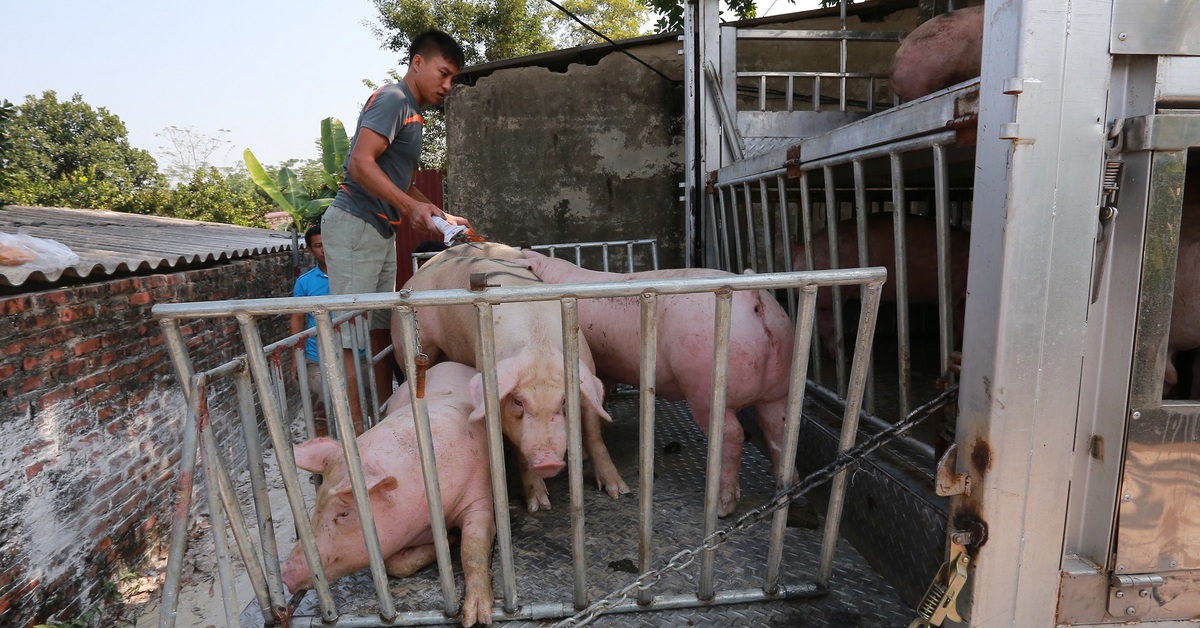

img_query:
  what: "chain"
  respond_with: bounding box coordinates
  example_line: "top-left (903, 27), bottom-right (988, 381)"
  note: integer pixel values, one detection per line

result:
top-left (553, 385), bottom-right (959, 627)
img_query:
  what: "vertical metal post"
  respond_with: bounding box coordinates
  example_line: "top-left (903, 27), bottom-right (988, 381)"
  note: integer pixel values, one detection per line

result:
top-left (561, 298), bottom-right (589, 609)
top-left (758, 178), bottom-right (775, 273)
top-left (394, 306), bottom-right (460, 616)
top-left (817, 279), bottom-right (883, 587)
top-left (294, 345), bottom-right (318, 438)
top-left (889, 153), bottom-right (913, 418)
top-left (157, 358), bottom-right (201, 628)
top-left (698, 289), bottom-right (734, 601)
top-left (194, 380), bottom-right (240, 628)
top-left (824, 165), bottom-right (848, 397)
top-left (799, 171), bottom-right (824, 384)
top-left (311, 312), bottom-right (395, 618)
top-left (474, 302), bottom-right (518, 613)
top-left (626, 242), bottom-right (636, 272)
top-left (718, 186), bottom-right (733, 272)
top-left (932, 143), bottom-right (956, 375)
top-left (764, 285), bottom-right (817, 593)
top-left (732, 184), bottom-right (745, 272)
top-left (778, 174), bottom-right (796, 321)
top-left (345, 316), bottom-right (370, 432)
top-left (636, 292), bottom-right (660, 606)
top-left (573, 245), bottom-right (582, 267)
top-left (234, 367), bottom-right (287, 617)
top-left (852, 160), bottom-right (877, 415)
top-left (839, 0), bottom-right (848, 111)
top-left (602, 243), bottom-right (611, 272)
top-left (743, 183), bottom-right (759, 272)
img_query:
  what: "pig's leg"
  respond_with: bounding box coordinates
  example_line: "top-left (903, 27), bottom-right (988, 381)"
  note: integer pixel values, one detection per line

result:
top-left (384, 544), bottom-right (439, 578)
top-left (516, 451), bottom-right (553, 512)
top-left (689, 401), bottom-right (745, 517)
top-left (459, 505), bottom-right (496, 627)
top-left (582, 411), bottom-right (630, 498)
top-left (753, 398), bottom-right (800, 485)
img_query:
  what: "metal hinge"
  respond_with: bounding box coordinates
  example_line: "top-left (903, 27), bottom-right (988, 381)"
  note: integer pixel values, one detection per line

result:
top-left (1090, 159), bottom-right (1123, 304)
top-left (909, 539), bottom-right (970, 627)
top-left (1107, 573), bottom-right (1163, 619)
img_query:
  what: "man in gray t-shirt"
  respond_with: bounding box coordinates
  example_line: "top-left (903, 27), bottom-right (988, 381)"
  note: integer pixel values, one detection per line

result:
top-left (321, 28), bottom-right (469, 434)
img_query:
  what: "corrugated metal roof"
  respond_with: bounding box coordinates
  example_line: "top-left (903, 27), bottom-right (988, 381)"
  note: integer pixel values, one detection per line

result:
top-left (0, 205), bottom-right (295, 289)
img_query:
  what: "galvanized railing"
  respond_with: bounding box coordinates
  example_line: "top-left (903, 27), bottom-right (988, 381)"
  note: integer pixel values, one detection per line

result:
top-left (707, 81), bottom-right (980, 455)
top-left (413, 238), bottom-right (660, 274)
top-left (151, 265), bottom-right (885, 626)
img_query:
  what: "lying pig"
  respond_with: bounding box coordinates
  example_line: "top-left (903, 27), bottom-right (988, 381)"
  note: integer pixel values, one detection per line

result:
top-left (395, 242), bottom-right (628, 512)
top-left (1166, 160), bottom-right (1200, 398)
top-left (515, 250), bottom-right (795, 517)
top-left (890, 6), bottom-right (984, 102)
top-left (281, 362), bottom-right (494, 627)
top-left (792, 213), bottom-right (970, 358)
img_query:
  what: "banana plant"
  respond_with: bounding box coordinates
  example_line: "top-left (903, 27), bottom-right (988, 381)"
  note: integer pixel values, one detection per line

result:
top-left (245, 117), bottom-right (349, 230)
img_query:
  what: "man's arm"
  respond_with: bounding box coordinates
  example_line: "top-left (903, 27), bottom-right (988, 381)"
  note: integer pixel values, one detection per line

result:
top-left (347, 128), bottom-right (469, 235)
top-left (289, 313), bottom-right (306, 338)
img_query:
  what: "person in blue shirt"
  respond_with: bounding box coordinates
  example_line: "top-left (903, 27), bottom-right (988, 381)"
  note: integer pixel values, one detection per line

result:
top-left (290, 224), bottom-right (331, 432)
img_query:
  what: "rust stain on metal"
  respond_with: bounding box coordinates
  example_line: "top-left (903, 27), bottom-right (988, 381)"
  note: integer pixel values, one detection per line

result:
top-left (786, 145), bottom-right (803, 179)
top-left (415, 354), bottom-right (430, 398)
top-left (971, 438), bottom-right (992, 476)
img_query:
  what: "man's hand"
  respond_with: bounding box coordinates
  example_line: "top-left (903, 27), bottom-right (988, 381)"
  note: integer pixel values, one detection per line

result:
top-left (407, 204), bottom-right (472, 239)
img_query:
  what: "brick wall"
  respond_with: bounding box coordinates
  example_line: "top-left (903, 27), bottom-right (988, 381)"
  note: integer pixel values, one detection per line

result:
top-left (0, 251), bottom-right (297, 625)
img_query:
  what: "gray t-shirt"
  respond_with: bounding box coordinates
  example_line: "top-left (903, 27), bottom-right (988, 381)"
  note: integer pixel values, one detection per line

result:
top-left (330, 81), bottom-right (424, 237)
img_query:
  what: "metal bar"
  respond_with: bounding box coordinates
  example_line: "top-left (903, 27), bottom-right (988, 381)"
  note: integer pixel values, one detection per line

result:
top-left (294, 346), bottom-right (318, 438)
top-left (698, 289), bottom-right (734, 600)
top-left (777, 174), bottom-right (796, 321)
top-left (574, 246), bottom-right (582, 267)
top-left (764, 285), bottom-right (817, 593)
top-left (839, 0), bottom-right (847, 112)
top-left (560, 298), bottom-right (588, 609)
top-left (651, 240), bottom-right (659, 270)
top-left (736, 28), bottom-right (907, 41)
top-left (759, 178), bottom-right (775, 273)
top-left (759, 75), bottom-right (767, 111)
top-left (824, 165), bottom-right (848, 397)
top-left (799, 130), bottom-right (960, 175)
top-left (852, 159), bottom-right (876, 416)
top-left (361, 315), bottom-right (383, 430)
top-left (715, 167), bottom-right (789, 191)
top-left (234, 367), bottom-right (286, 618)
top-left (395, 306), bottom-right (460, 616)
top-left (817, 278), bottom-right (884, 587)
top-left (626, 242), bottom-right (635, 273)
top-left (743, 183), bottom-right (759, 272)
top-left (799, 172), bottom-right (824, 384)
top-left (932, 143), bottom-right (955, 375)
top-left (288, 583), bottom-right (824, 627)
top-left (194, 381), bottom-right (240, 628)
top-left (704, 60), bottom-right (746, 160)
top-left (154, 270), bottom-right (889, 320)
top-left (813, 76), bottom-right (821, 112)
top-left (636, 292), bottom-right (660, 606)
top-left (156, 366), bottom-right (201, 628)
top-left (474, 301), bottom-right (518, 613)
top-left (312, 313), bottom-right (396, 618)
top-left (731, 184), bottom-right (745, 272)
top-left (602, 243), bottom-right (611, 272)
top-left (706, 188), bottom-right (721, 270)
top-left (889, 153), bottom-right (913, 419)
top-left (787, 75), bottom-right (794, 112)
top-left (345, 316), bottom-right (370, 432)
top-left (718, 187), bottom-right (732, 272)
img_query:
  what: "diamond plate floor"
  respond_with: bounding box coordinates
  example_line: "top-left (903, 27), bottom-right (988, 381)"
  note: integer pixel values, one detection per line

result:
top-left (282, 395), bottom-right (914, 627)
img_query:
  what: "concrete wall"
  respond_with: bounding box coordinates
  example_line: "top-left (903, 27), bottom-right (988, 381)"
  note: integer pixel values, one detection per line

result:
top-left (446, 45), bottom-right (687, 269)
top-left (0, 254), bottom-right (295, 626)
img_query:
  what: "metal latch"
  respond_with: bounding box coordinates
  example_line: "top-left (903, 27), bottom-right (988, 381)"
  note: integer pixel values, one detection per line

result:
top-left (934, 442), bottom-right (971, 497)
top-left (1107, 573), bottom-right (1163, 619)
top-left (909, 538), bottom-right (970, 627)
top-left (1090, 159), bottom-right (1123, 304)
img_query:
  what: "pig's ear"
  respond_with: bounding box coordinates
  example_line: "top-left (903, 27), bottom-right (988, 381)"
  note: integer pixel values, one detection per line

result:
top-left (469, 358), bottom-right (522, 421)
top-left (329, 460), bottom-right (399, 498)
top-left (509, 258), bottom-right (533, 269)
top-left (579, 363), bottom-right (613, 423)
top-left (293, 438), bottom-right (343, 473)
top-left (519, 248), bottom-right (545, 260)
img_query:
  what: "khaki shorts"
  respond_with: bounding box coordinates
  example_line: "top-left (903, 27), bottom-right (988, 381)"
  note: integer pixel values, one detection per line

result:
top-left (321, 205), bottom-right (397, 347)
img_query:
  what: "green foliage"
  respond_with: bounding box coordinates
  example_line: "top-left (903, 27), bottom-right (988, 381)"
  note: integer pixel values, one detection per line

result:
top-left (1, 90), bottom-right (164, 210)
top-left (551, 0), bottom-right (651, 47)
top-left (0, 99), bottom-right (14, 191)
top-left (370, 0), bottom-right (555, 65)
top-left (645, 0), bottom-right (757, 32)
top-left (171, 166), bottom-right (273, 227)
top-left (244, 117), bottom-right (347, 230)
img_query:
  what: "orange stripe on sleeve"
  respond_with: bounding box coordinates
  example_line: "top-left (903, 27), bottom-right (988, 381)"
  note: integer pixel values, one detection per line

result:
top-left (364, 87), bottom-right (384, 112)
top-left (403, 114), bottom-right (425, 126)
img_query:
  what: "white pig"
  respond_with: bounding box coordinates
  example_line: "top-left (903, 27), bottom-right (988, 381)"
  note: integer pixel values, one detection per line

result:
top-left (395, 242), bottom-right (629, 512)
top-left (890, 7), bottom-right (984, 102)
top-left (281, 362), bottom-right (494, 627)
top-left (516, 250), bottom-right (796, 517)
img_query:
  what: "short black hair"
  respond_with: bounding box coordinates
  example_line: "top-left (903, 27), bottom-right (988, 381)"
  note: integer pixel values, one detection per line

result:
top-left (304, 223), bottom-right (321, 248)
top-left (409, 29), bottom-right (465, 71)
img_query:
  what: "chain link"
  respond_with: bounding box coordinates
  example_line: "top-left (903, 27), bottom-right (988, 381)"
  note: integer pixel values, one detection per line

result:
top-left (553, 386), bottom-right (959, 627)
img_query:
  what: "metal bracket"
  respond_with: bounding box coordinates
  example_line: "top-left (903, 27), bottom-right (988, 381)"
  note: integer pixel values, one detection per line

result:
top-left (1107, 573), bottom-right (1163, 619)
top-left (909, 540), bottom-right (970, 627)
top-left (935, 442), bottom-right (971, 497)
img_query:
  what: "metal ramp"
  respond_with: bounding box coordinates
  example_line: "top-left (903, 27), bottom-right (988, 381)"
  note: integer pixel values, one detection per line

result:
top-left (277, 395), bottom-right (912, 627)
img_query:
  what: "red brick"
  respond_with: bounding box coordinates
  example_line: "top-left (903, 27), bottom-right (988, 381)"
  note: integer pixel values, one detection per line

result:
top-left (128, 292), bottom-right (153, 306)
top-left (88, 387), bottom-right (117, 406)
top-left (0, 364), bottom-right (15, 379)
top-left (59, 304), bottom-right (96, 323)
top-left (21, 375), bottom-right (43, 394)
top-left (73, 337), bottom-right (102, 356)
top-left (25, 461), bottom-right (44, 480)
top-left (2, 295), bottom-right (30, 315)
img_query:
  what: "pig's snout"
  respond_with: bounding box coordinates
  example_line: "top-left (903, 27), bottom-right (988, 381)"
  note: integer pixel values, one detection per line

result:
top-left (528, 454), bottom-right (565, 478)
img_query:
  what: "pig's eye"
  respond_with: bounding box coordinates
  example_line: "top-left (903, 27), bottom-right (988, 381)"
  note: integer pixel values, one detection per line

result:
top-left (513, 398), bottom-right (523, 408)
top-left (335, 510), bottom-right (351, 521)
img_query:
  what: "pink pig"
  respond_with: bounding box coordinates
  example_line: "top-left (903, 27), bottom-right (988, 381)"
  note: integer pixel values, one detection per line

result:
top-left (395, 242), bottom-right (628, 513)
top-left (792, 213), bottom-right (970, 358)
top-left (890, 6), bottom-right (984, 102)
top-left (281, 362), bottom-right (495, 627)
top-left (1167, 162), bottom-right (1200, 398)
top-left (515, 249), bottom-right (795, 517)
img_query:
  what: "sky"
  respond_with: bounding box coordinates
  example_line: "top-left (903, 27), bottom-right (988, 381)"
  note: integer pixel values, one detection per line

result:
top-left (1, 0), bottom-right (819, 172)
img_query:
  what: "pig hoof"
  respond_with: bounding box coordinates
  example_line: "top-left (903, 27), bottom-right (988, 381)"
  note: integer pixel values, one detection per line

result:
top-left (527, 494), bottom-right (552, 513)
top-left (599, 478), bottom-right (631, 499)
top-left (462, 590), bottom-right (494, 626)
top-left (718, 488), bottom-right (741, 518)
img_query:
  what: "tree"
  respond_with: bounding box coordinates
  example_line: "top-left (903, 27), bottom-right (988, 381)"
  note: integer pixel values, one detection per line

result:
top-left (550, 0), bottom-right (651, 48)
top-left (370, 0), bottom-right (556, 66)
top-left (646, 0), bottom-right (757, 32)
top-left (155, 125), bottom-right (233, 185)
top-left (1, 91), bottom-right (163, 210)
top-left (0, 99), bottom-right (14, 193)
top-left (170, 166), bottom-right (272, 227)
